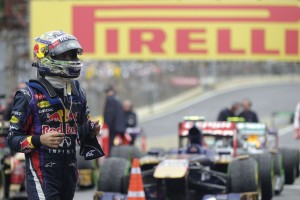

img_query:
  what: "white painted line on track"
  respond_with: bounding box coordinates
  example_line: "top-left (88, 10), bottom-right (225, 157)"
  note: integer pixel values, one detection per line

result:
top-left (278, 125), bottom-right (294, 137)
top-left (284, 185), bottom-right (300, 190)
top-left (142, 82), bottom-right (300, 123)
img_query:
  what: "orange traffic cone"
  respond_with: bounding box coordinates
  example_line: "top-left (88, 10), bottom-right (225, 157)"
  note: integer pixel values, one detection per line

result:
top-left (127, 158), bottom-right (146, 200)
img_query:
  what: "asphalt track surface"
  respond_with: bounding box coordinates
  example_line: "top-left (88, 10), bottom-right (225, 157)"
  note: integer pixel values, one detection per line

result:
top-left (75, 82), bottom-right (300, 200)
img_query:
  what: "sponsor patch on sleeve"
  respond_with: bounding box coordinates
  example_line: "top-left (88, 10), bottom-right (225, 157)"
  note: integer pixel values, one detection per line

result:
top-left (20, 137), bottom-right (34, 153)
top-left (10, 116), bottom-right (19, 124)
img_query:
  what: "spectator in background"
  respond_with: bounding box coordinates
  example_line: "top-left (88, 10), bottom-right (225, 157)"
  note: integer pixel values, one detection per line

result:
top-left (103, 85), bottom-right (126, 151)
top-left (217, 102), bottom-right (240, 121)
top-left (294, 102), bottom-right (300, 139)
top-left (123, 100), bottom-right (138, 145)
top-left (239, 99), bottom-right (259, 122)
top-left (123, 100), bottom-right (138, 128)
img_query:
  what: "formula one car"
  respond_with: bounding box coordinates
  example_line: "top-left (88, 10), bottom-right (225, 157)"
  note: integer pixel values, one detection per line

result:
top-left (178, 118), bottom-right (284, 200)
top-left (178, 119), bottom-right (237, 168)
top-left (97, 120), bottom-right (259, 200)
top-left (209, 117), bottom-right (298, 199)
top-left (236, 122), bottom-right (299, 186)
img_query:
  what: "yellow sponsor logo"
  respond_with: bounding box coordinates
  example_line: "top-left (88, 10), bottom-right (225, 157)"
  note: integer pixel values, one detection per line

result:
top-left (37, 101), bottom-right (51, 108)
top-left (10, 116), bottom-right (19, 124)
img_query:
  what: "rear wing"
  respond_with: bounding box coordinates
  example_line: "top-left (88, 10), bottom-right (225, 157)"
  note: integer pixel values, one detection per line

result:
top-left (236, 122), bottom-right (278, 149)
top-left (178, 121), bottom-right (238, 156)
top-left (236, 123), bottom-right (267, 135)
top-left (178, 121), bottom-right (237, 137)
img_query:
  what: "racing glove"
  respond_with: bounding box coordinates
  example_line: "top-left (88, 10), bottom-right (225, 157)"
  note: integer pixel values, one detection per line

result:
top-left (78, 121), bottom-right (105, 160)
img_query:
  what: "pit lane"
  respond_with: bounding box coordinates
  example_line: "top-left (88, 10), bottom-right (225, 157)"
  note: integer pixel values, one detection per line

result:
top-left (75, 82), bottom-right (300, 200)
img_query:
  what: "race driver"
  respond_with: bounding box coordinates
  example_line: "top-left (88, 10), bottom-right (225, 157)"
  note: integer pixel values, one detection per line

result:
top-left (7, 30), bottom-right (104, 200)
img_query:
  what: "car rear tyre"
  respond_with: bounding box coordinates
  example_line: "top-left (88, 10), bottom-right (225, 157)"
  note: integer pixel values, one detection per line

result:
top-left (280, 148), bottom-right (296, 184)
top-left (0, 169), bottom-right (5, 200)
top-left (98, 157), bottom-right (130, 193)
top-left (251, 153), bottom-right (274, 200)
top-left (77, 151), bottom-right (94, 169)
top-left (294, 150), bottom-right (300, 177)
top-left (110, 145), bottom-right (143, 160)
top-left (272, 153), bottom-right (284, 195)
top-left (76, 149), bottom-right (95, 188)
top-left (228, 157), bottom-right (258, 193)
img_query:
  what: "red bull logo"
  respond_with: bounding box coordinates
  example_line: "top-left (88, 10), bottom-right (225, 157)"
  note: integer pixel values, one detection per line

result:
top-left (42, 124), bottom-right (77, 135)
top-left (67, 112), bottom-right (78, 121)
top-left (20, 139), bottom-right (32, 153)
top-left (47, 110), bottom-right (78, 122)
top-left (47, 110), bottom-right (64, 122)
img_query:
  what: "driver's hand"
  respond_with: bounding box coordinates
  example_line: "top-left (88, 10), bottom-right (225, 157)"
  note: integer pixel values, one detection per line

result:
top-left (40, 131), bottom-right (64, 148)
top-left (91, 120), bottom-right (101, 138)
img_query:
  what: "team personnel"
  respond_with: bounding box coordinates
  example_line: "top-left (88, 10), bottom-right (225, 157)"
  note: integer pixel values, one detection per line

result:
top-left (103, 86), bottom-right (126, 151)
top-left (239, 99), bottom-right (259, 122)
top-left (123, 100), bottom-right (138, 128)
top-left (123, 100), bottom-right (138, 144)
top-left (294, 102), bottom-right (300, 139)
top-left (217, 102), bottom-right (240, 121)
top-left (7, 30), bottom-right (104, 200)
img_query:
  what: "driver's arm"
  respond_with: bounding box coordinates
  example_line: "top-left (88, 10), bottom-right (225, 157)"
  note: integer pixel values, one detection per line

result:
top-left (7, 90), bottom-right (41, 153)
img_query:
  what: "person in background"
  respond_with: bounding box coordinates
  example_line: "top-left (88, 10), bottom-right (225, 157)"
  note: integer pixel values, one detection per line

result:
top-left (123, 100), bottom-right (138, 128)
top-left (239, 99), bottom-right (259, 122)
top-left (293, 102), bottom-right (300, 139)
top-left (103, 86), bottom-right (126, 151)
top-left (123, 100), bottom-right (138, 145)
top-left (217, 102), bottom-right (240, 121)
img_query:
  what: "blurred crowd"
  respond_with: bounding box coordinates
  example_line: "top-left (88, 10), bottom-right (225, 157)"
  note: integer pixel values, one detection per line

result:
top-left (79, 60), bottom-right (300, 116)
top-left (1, 59), bottom-right (300, 118)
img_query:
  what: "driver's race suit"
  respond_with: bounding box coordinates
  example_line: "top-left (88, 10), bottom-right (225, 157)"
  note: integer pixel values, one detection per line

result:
top-left (7, 80), bottom-right (89, 200)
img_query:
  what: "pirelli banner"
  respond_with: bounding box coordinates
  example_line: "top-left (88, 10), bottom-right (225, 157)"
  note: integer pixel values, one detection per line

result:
top-left (30, 0), bottom-right (300, 61)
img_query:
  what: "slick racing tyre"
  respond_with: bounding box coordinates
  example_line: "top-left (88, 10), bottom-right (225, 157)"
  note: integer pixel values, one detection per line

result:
top-left (294, 149), bottom-right (300, 177)
top-left (272, 153), bottom-right (284, 195)
top-left (251, 153), bottom-right (275, 200)
top-left (98, 157), bottom-right (130, 193)
top-left (76, 151), bottom-right (95, 188)
top-left (280, 148), bottom-right (297, 184)
top-left (0, 169), bottom-right (5, 200)
top-left (77, 150), bottom-right (94, 169)
top-left (110, 146), bottom-right (143, 161)
top-left (228, 157), bottom-right (258, 193)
